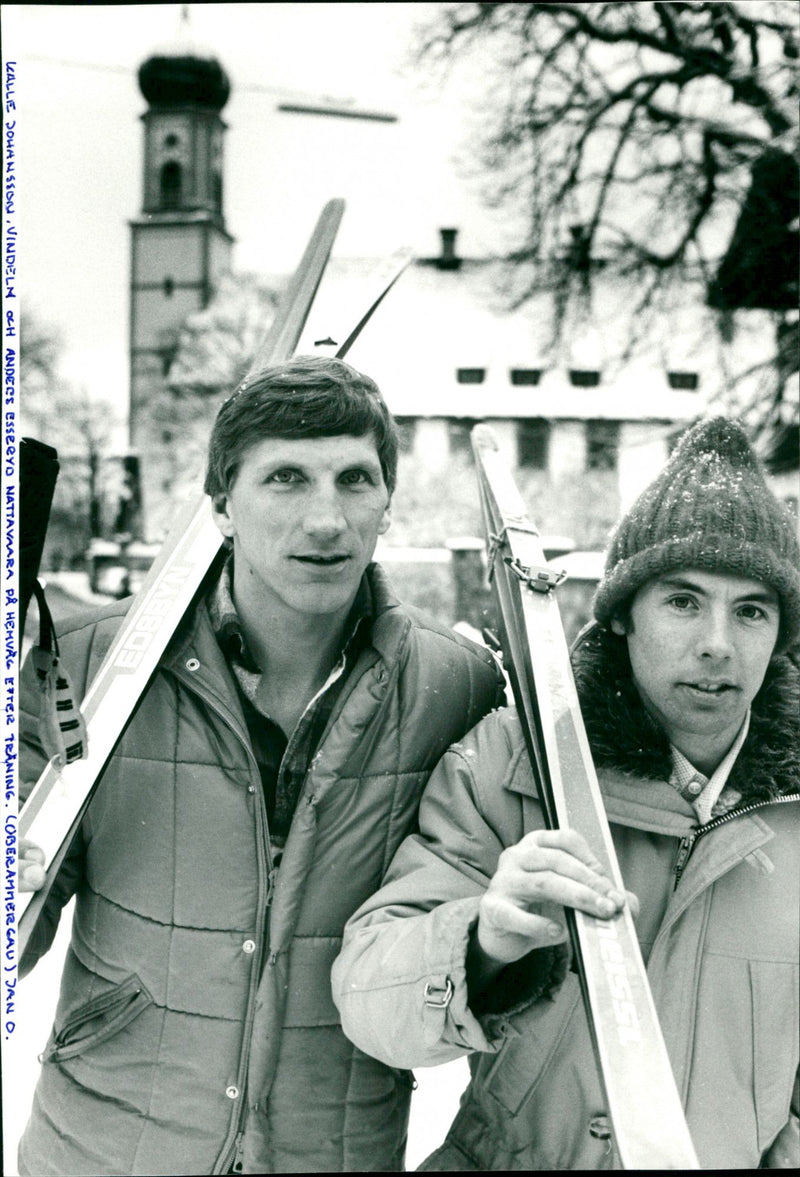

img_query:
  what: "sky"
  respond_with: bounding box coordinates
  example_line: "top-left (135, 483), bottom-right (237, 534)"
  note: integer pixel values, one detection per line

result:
top-left (3, 2), bottom-right (499, 421)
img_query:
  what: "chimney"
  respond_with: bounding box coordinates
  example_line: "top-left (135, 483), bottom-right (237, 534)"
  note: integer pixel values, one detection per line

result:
top-left (437, 227), bottom-right (462, 270)
top-left (566, 223), bottom-right (591, 272)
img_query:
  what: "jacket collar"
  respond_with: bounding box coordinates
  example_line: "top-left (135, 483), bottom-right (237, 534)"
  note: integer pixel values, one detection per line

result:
top-left (572, 623), bottom-right (800, 804)
top-left (352, 562), bottom-right (413, 672)
top-left (162, 560), bottom-right (409, 690)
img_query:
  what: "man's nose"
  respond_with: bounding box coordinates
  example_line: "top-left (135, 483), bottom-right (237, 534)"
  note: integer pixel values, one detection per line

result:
top-left (697, 609), bottom-right (734, 659)
top-left (302, 487), bottom-right (347, 536)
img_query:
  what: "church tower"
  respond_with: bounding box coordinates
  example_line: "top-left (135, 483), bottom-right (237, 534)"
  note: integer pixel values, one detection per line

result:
top-left (129, 15), bottom-right (233, 540)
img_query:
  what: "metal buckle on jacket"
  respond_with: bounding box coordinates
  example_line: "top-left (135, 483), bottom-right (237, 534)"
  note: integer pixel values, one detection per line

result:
top-left (423, 978), bottom-right (454, 1008)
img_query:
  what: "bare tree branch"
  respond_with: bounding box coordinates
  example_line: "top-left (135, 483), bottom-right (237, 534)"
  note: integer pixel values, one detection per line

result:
top-left (413, 1), bottom-right (798, 448)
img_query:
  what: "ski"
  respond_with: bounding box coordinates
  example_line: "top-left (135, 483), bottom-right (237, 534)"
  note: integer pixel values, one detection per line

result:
top-left (18, 198), bottom-right (346, 949)
top-left (471, 424), bottom-right (699, 1170)
top-left (296, 247), bottom-right (412, 359)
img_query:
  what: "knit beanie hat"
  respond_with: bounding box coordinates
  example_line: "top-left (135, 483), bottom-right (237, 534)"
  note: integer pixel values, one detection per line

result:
top-left (593, 417), bottom-right (800, 652)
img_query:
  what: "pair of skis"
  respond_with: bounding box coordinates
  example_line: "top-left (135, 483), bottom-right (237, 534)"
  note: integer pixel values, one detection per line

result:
top-left (471, 425), bottom-right (699, 1169)
top-left (18, 199), bottom-right (408, 954)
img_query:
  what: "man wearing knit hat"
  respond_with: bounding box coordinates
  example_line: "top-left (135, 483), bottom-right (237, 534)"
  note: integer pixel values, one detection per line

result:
top-left (333, 417), bottom-right (800, 1170)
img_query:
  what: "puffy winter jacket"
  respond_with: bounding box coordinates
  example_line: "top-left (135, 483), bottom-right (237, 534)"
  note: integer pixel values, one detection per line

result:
top-left (333, 630), bottom-right (800, 1170)
top-left (17, 563), bottom-right (504, 1176)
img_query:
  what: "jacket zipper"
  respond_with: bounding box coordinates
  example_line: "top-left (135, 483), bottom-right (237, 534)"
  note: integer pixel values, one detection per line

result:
top-left (172, 667), bottom-right (275, 1175)
top-left (674, 793), bottom-right (800, 888)
top-left (230, 1132), bottom-right (245, 1174)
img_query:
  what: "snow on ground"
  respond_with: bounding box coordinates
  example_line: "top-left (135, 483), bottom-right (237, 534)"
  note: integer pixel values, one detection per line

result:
top-left (406, 1057), bottom-right (470, 1169)
top-left (3, 907), bottom-right (468, 1175)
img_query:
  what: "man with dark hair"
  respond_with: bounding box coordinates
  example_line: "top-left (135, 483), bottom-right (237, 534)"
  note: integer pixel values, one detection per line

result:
top-left (334, 417), bottom-right (800, 1171)
top-left (17, 356), bottom-right (504, 1176)
top-left (204, 355), bottom-right (400, 502)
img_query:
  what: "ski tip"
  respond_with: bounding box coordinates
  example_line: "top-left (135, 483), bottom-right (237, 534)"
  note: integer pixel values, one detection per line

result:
top-left (389, 246), bottom-right (415, 270)
top-left (471, 423), bottom-right (500, 452)
top-left (322, 197), bottom-right (346, 218)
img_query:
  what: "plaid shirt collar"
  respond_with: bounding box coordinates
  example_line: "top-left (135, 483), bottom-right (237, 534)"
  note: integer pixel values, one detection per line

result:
top-left (207, 553), bottom-right (374, 678)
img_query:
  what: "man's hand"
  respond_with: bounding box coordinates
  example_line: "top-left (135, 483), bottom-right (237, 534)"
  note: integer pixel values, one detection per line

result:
top-left (476, 828), bottom-right (637, 968)
top-left (18, 839), bottom-right (47, 892)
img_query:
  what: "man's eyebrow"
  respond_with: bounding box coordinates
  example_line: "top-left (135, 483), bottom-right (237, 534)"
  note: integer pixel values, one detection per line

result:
top-left (255, 460), bottom-right (304, 472)
top-left (733, 587), bottom-right (779, 606)
top-left (656, 576), bottom-right (708, 594)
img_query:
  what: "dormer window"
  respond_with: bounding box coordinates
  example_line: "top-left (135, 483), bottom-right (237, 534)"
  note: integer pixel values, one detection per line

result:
top-left (667, 371), bottom-right (699, 391)
top-left (457, 368), bottom-right (485, 384)
top-left (570, 370), bottom-right (601, 387)
top-left (509, 368), bottom-right (542, 386)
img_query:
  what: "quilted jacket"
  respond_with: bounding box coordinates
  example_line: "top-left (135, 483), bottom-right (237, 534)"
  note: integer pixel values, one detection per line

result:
top-left (333, 628), bottom-right (800, 1169)
top-left (17, 563), bottom-right (504, 1176)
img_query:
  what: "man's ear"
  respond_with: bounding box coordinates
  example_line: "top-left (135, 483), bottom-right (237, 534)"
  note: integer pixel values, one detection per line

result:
top-left (610, 616), bottom-right (627, 636)
top-left (377, 498), bottom-right (392, 536)
top-left (211, 493), bottom-right (235, 539)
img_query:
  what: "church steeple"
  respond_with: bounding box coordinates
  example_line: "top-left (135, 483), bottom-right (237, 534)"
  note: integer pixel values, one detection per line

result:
top-left (128, 9), bottom-right (234, 541)
top-left (137, 9), bottom-right (230, 221)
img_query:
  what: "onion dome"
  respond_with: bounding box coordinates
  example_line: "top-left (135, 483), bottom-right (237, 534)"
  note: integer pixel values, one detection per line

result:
top-left (138, 20), bottom-right (230, 111)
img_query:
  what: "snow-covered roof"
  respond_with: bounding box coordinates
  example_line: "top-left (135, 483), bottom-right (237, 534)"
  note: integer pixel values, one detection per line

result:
top-left (171, 249), bottom-right (777, 427)
top-left (292, 255), bottom-right (759, 423)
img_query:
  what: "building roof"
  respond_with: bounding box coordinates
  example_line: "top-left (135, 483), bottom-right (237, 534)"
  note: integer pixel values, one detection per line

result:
top-left (170, 242), bottom-right (778, 429)
top-left (292, 254), bottom-right (708, 423)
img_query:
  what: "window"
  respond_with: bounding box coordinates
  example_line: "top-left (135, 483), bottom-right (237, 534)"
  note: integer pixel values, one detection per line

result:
top-left (570, 370), bottom-right (601, 387)
top-left (160, 161), bottom-right (182, 209)
top-left (667, 371), bottom-right (699, 391)
top-left (160, 344), bottom-right (177, 376)
top-left (586, 420), bottom-right (619, 470)
top-left (509, 368), bottom-right (542, 386)
top-left (393, 416), bottom-right (416, 454)
top-left (449, 418), bottom-right (480, 455)
top-left (456, 368), bottom-right (485, 384)
top-left (517, 418), bottom-right (550, 469)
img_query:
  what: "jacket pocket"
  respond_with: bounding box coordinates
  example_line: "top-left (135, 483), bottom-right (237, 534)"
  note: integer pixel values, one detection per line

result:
top-left (750, 959), bottom-right (800, 1154)
top-left (42, 973), bottom-right (153, 1064)
top-left (481, 974), bottom-right (582, 1117)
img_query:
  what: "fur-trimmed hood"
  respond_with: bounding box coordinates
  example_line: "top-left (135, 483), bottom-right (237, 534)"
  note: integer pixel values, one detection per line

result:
top-left (572, 623), bottom-right (800, 803)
